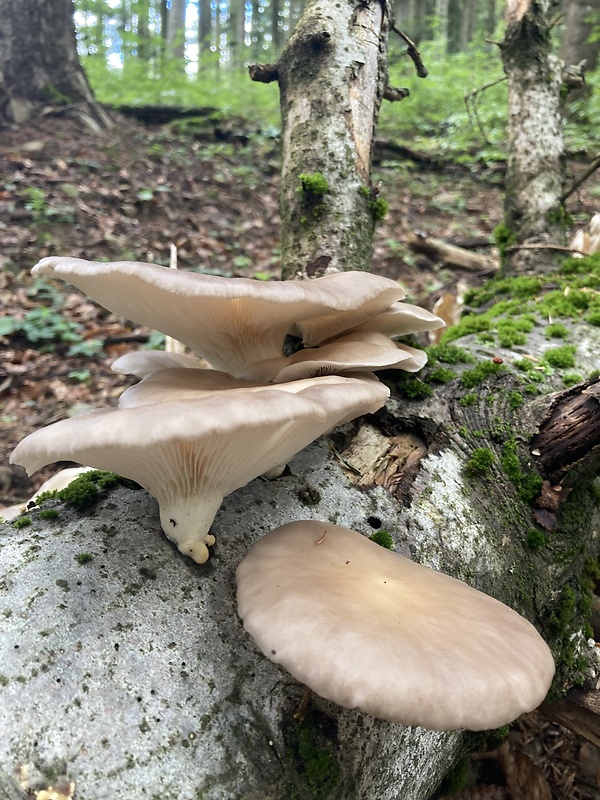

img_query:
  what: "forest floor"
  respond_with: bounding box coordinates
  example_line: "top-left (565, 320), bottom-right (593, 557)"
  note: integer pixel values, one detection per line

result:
top-left (0, 110), bottom-right (598, 799)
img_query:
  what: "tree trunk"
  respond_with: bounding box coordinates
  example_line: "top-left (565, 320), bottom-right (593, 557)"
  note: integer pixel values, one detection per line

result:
top-left (436, 0), bottom-right (450, 46)
top-left (166, 0), bottom-right (187, 66)
top-left (561, 0), bottom-right (600, 73)
top-left (135, 0), bottom-right (151, 61)
top-left (251, 0), bottom-right (391, 279)
top-left (486, 0), bottom-right (497, 36)
top-left (499, 0), bottom-right (566, 275)
top-left (271, 0), bottom-right (284, 53)
top-left (458, 0), bottom-right (475, 51)
top-left (228, 0), bottom-right (246, 69)
top-left (198, 0), bottom-right (212, 72)
top-left (0, 0), bottom-right (111, 130)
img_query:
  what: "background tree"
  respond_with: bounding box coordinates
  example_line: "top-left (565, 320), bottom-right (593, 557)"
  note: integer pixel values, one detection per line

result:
top-left (0, 0), bottom-right (111, 129)
top-left (500, 0), bottom-right (566, 274)
top-left (562, 0), bottom-right (600, 73)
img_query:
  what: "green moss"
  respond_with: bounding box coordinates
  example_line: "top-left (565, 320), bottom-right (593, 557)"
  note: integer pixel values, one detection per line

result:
top-left (441, 313), bottom-right (491, 343)
top-left (56, 470), bottom-right (121, 510)
top-left (495, 316), bottom-right (535, 348)
top-left (459, 393), bottom-right (478, 407)
top-left (426, 367), bottom-right (455, 384)
top-left (525, 528), bottom-right (549, 551)
top-left (426, 344), bottom-right (475, 365)
top-left (585, 309), bottom-right (600, 326)
top-left (359, 186), bottom-right (388, 222)
top-left (39, 509), bottom-right (59, 520)
top-left (460, 360), bottom-right (505, 388)
top-left (493, 221), bottom-right (518, 264)
top-left (369, 530), bottom-right (394, 549)
top-left (76, 553), bottom-right (93, 564)
top-left (371, 197), bottom-right (388, 221)
top-left (507, 391), bottom-right (523, 409)
top-left (399, 377), bottom-right (433, 399)
top-left (500, 438), bottom-right (543, 503)
top-left (294, 712), bottom-right (340, 800)
top-left (13, 517), bottom-right (32, 529)
top-left (544, 345), bottom-right (577, 369)
top-left (544, 322), bottom-right (569, 340)
top-left (562, 372), bottom-right (583, 386)
top-left (298, 172), bottom-right (329, 197)
top-left (465, 448), bottom-right (494, 477)
top-left (437, 757), bottom-right (470, 797)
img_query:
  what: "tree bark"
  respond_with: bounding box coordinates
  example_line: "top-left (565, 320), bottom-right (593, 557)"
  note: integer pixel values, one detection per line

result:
top-left (500, 0), bottom-right (566, 275)
top-left (251, 0), bottom-right (391, 279)
top-left (0, 0), bottom-right (111, 130)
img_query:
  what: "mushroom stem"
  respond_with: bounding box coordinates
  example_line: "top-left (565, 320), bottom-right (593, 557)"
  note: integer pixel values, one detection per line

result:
top-left (157, 492), bottom-right (221, 564)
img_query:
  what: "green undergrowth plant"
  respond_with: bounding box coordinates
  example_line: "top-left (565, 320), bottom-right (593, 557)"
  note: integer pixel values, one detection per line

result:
top-left (0, 277), bottom-right (103, 355)
top-left (83, 55), bottom-right (280, 130)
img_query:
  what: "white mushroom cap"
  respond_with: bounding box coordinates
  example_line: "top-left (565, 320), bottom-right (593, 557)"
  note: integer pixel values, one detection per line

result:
top-left (111, 350), bottom-right (205, 378)
top-left (242, 331), bottom-right (428, 383)
top-left (350, 301), bottom-right (445, 338)
top-left (11, 382), bottom-right (389, 564)
top-left (32, 257), bottom-right (404, 378)
top-left (236, 521), bottom-right (555, 731)
top-left (117, 368), bottom-right (385, 410)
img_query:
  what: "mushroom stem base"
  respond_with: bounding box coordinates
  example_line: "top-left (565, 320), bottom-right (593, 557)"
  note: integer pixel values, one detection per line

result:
top-left (158, 493), bottom-right (222, 564)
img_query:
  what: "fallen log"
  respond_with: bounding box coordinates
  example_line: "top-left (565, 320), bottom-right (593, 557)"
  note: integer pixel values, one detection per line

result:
top-left (407, 231), bottom-right (499, 272)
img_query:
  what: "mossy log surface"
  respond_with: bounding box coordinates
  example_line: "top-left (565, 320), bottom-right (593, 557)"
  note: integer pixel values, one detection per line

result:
top-left (2, 290), bottom-right (599, 797)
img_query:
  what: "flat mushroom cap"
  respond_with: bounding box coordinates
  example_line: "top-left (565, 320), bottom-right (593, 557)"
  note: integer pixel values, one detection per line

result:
top-left (350, 301), bottom-right (446, 338)
top-left (32, 257), bottom-right (404, 377)
top-left (11, 382), bottom-right (388, 562)
top-left (118, 369), bottom-right (386, 410)
top-left (111, 350), bottom-right (204, 378)
top-left (236, 521), bottom-right (555, 731)
top-left (241, 331), bottom-right (428, 383)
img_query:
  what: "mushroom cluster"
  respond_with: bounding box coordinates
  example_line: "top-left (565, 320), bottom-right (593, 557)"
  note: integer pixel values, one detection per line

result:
top-left (10, 257), bottom-right (444, 562)
top-left (236, 521), bottom-right (556, 731)
top-left (8, 257), bottom-right (556, 733)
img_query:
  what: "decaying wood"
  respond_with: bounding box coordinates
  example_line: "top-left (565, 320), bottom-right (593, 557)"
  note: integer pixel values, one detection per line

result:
top-left (542, 687), bottom-right (600, 749)
top-left (531, 379), bottom-right (600, 485)
top-left (407, 231), bottom-right (498, 272)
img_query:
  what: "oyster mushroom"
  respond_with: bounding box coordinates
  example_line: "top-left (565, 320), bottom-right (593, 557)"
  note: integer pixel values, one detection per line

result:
top-left (11, 381), bottom-right (389, 564)
top-left (236, 521), bottom-right (555, 731)
top-left (32, 257), bottom-right (404, 378)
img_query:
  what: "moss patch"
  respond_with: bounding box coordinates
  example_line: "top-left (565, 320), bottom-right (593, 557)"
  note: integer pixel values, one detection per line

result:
top-left (290, 710), bottom-right (340, 800)
top-left (369, 530), bottom-right (394, 549)
top-left (465, 448), bottom-right (495, 477)
top-left (500, 438), bottom-right (543, 503)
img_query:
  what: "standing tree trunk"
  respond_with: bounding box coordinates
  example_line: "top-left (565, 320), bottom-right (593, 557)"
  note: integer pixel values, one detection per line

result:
top-left (166, 0), bottom-right (187, 67)
top-left (562, 0), bottom-right (600, 73)
top-left (0, 0), bottom-right (111, 130)
top-left (499, 0), bottom-right (566, 275)
top-left (197, 0), bottom-right (212, 74)
top-left (250, 0), bottom-right (390, 279)
top-left (135, 0), bottom-right (151, 61)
